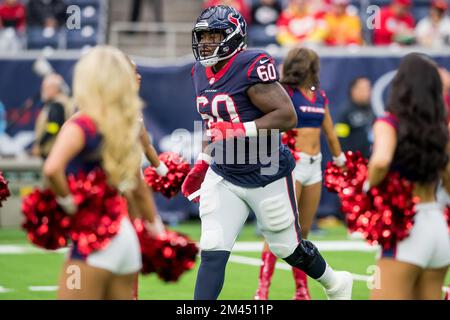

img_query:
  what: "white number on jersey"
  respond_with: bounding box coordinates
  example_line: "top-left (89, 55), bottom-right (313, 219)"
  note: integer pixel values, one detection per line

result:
top-left (256, 63), bottom-right (277, 82)
top-left (196, 94), bottom-right (241, 127)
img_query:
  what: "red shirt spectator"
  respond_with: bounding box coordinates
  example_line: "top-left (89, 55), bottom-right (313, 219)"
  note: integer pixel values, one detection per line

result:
top-left (0, 0), bottom-right (26, 32)
top-left (310, 0), bottom-right (363, 46)
top-left (276, 0), bottom-right (322, 46)
top-left (373, 0), bottom-right (415, 45)
top-left (204, 0), bottom-right (251, 24)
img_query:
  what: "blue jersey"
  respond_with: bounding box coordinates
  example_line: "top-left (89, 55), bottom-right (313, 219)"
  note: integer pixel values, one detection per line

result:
top-left (66, 115), bottom-right (103, 175)
top-left (192, 49), bottom-right (295, 187)
top-left (286, 86), bottom-right (328, 128)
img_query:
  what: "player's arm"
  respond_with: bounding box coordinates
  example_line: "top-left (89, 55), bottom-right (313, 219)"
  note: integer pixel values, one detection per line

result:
top-left (367, 121), bottom-right (397, 188)
top-left (247, 81), bottom-right (297, 132)
top-left (322, 106), bottom-right (346, 167)
top-left (181, 125), bottom-right (212, 202)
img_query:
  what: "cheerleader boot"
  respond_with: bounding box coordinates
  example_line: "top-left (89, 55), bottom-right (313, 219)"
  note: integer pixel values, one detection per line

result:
top-left (292, 268), bottom-right (311, 300)
top-left (254, 250), bottom-right (277, 300)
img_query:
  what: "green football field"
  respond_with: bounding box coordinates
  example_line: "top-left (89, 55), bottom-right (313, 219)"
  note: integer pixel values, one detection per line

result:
top-left (0, 221), bottom-right (449, 300)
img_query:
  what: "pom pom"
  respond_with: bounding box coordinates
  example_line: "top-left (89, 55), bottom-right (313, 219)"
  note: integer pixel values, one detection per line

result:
top-left (0, 172), bottom-right (11, 207)
top-left (134, 219), bottom-right (199, 282)
top-left (68, 169), bottom-right (127, 256)
top-left (21, 169), bottom-right (126, 254)
top-left (445, 206), bottom-right (450, 234)
top-left (281, 129), bottom-right (300, 161)
top-left (325, 151), bottom-right (418, 250)
top-left (324, 151), bottom-right (368, 194)
top-left (143, 152), bottom-right (191, 198)
top-left (21, 189), bottom-right (71, 250)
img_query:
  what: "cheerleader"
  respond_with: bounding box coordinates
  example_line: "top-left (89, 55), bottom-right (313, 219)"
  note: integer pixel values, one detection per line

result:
top-left (43, 46), bottom-right (164, 300)
top-left (368, 53), bottom-right (450, 299)
top-left (127, 57), bottom-right (169, 177)
top-left (255, 47), bottom-right (346, 300)
top-left (127, 57), bottom-right (167, 226)
top-left (127, 57), bottom-right (168, 300)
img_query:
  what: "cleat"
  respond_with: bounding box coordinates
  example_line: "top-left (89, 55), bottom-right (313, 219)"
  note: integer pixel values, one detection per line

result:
top-left (325, 271), bottom-right (353, 300)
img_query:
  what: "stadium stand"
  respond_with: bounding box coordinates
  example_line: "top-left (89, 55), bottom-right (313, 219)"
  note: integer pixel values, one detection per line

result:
top-left (21, 0), bottom-right (107, 50)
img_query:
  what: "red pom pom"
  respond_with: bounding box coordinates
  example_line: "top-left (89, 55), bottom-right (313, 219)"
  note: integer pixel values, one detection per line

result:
top-left (0, 172), bottom-right (11, 207)
top-left (68, 169), bottom-right (127, 255)
top-left (21, 189), bottom-right (71, 250)
top-left (143, 152), bottom-right (191, 198)
top-left (324, 151), bottom-right (368, 194)
top-left (134, 219), bottom-right (199, 282)
top-left (281, 129), bottom-right (300, 161)
top-left (445, 206), bottom-right (450, 234)
top-left (325, 151), bottom-right (418, 250)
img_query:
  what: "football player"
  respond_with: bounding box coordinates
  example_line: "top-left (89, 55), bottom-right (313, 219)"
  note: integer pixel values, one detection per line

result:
top-left (181, 5), bottom-right (353, 300)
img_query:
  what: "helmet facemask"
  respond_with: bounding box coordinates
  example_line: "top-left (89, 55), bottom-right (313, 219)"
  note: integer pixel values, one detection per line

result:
top-left (192, 10), bottom-right (247, 67)
top-left (192, 29), bottom-right (226, 67)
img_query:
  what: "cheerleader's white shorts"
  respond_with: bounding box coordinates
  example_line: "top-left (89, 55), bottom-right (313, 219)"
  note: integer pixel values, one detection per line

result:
top-left (69, 217), bottom-right (142, 274)
top-left (380, 202), bottom-right (450, 269)
top-left (293, 152), bottom-right (323, 186)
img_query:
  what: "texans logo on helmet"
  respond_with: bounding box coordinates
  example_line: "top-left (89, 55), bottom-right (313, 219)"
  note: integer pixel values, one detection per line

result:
top-left (228, 14), bottom-right (239, 27)
top-left (228, 13), bottom-right (244, 36)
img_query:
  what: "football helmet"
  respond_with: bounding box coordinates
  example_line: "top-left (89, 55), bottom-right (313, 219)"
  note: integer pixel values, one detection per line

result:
top-left (192, 5), bottom-right (247, 67)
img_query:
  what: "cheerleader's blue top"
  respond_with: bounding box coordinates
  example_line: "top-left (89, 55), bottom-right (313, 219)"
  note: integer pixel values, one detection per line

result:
top-left (66, 115), bottom-right (103, 175)
top-left (66, 115), bottom-right (104, 260)
top-left (285, 86), bottom-right (328, 129)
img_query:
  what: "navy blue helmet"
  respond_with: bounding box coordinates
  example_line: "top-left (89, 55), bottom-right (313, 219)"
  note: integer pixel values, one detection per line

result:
top-left (192, 5), bottom-right (247, 67)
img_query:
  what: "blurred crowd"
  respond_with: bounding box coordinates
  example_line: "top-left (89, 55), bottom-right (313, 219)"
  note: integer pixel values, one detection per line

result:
top-left (0, 0), bottom-right (68, 51)
top-left (204, 0), bottom-right (450, 48)
top-left (336, 67), bottom-right (450, 157)
top-left (0, 0), bottom-right (103, 51)
top-left (1, 0), bottom-right (450, 51)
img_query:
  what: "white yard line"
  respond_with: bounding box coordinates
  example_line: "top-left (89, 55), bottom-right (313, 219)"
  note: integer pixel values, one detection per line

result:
top-left (228, 254), bottom-right (449, 294)
top-left (0, 286), bottom-right (13, 293)
top-left (28, 286), bottom-right (58, 292)
top-left (0, 245), bottom-right (67, 255)
top-left (229, 254), bottom-right (373, 282)
top-left (233, 241), bottom-right (377, 252)
top-left (0, 240), bottom-right (377, 255)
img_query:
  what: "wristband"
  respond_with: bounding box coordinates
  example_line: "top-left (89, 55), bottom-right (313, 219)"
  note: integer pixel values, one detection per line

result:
top-left (362, 180), bottom-right (371, 193)
top-left (333, 152), bottom-right (347, 167)
top-left (243, 121), bottom-right (257, 137)
top-left (197, 152), bottom-right (212, 165)
top-left (56, 195), bottom-right (77, 215)
top-left (155, 162), bottom-right (168, 176)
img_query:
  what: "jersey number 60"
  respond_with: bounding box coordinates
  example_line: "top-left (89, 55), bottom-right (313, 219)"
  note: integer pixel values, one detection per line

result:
top-left (197, 94), bottom-right (241, 125)
top-left (256, 63), bottom-right (277, 82)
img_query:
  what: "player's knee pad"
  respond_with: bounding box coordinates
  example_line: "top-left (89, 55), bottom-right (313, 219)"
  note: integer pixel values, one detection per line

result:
top-left (199, 220), bottom-right (224, 251)
top-left (258, 194), bottom-right (294, 232)
top-left (283, 240), bottom-right (323, 272)
top-left (267, 242), bottom-right (296, 259)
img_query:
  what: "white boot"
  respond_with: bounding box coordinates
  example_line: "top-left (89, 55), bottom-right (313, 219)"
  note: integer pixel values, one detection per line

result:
top-left (324, 271), bottom-right (353, 300)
